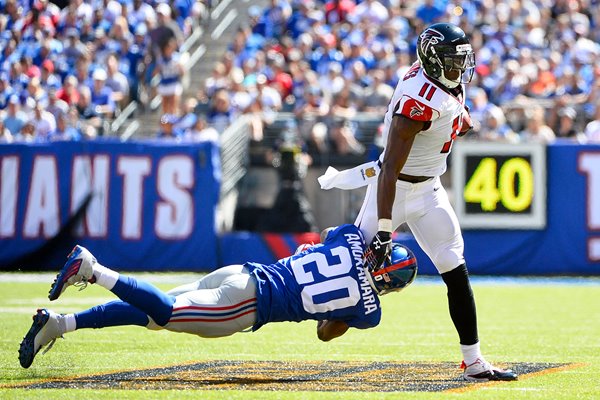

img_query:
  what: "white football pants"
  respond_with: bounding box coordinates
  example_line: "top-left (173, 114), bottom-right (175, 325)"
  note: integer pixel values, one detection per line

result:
top-left (355, 176), bottom-right (465, 274)
top-left (146, 265), bottom-right (257, 337)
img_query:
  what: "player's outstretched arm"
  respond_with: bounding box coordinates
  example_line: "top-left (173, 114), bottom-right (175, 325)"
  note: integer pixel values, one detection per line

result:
top-left (365, 115), bottom-right (425, 272)
top-left (316, 320), bottom-right (349, 342)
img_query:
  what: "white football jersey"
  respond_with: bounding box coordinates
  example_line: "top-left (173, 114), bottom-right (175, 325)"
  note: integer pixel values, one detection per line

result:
top-left (380, 63), bottom-right (468, 177)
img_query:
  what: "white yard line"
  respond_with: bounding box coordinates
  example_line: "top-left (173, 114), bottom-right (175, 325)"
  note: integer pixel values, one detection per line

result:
top-left (4, 297), bottom-right (112, 305)
top-left (0, 272), bottom-right (205, 284)
top-left (1, 273), bottom-right (598, 286)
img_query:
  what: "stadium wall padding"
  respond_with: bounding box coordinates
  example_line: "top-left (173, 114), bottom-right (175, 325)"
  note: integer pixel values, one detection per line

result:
top-left (0, 140), bottom-right (220, 270)
top-left (220, 142), bottom-right (600, 276)
top-left (1, 141), bottom-right (599, 274)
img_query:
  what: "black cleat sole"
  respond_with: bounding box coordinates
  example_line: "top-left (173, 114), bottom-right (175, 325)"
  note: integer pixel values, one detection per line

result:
top-left (18, 309), bottom-right (49, 369)
top-left (491, 369), bottom-right (518, 381)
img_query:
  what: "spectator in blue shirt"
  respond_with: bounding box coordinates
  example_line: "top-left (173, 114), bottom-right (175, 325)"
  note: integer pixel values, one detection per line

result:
top-left (72, 55), bottom-right (94, 91)
top-left (0, 112), bottom-right (14, 143)
top-left (127, 0), bottom-right (156, 32)
top-left (0, 72), bottom-right (16, 109)
top-left (63, 28), bottom-right (87, 68)
top-left (310, 33), bottom-right (344, 76)
top-left (3, 0), bottom-right (22, 31)
top-left (206, 88), bottom-right (234, 134)
top-left (3, 95), bottom-right (27, 135)
top-left (258, 0), bottom-right (292, 39)
top-left (122, 23), bottom-right (148, 102)
top-left (13, 120), bottom-right (38, 143)
top-left (341, 33), bottom-right (375, 73)
top-left (415, 0), bottom-right (445, 25)
top-left (89, 68), bottom-right (116, 118)
top-left (78, 20), bottom-right (97, 44)
top-left (0, 39), bottom-right (20, 79)
top-left (49, 111), bottom-right (82, 142)
top-left (173, 0), bottom-right (194, 30)
top-left (286, 0), bottom-right (314, 40)
top-left (76, 85), bottom-right (103, 136)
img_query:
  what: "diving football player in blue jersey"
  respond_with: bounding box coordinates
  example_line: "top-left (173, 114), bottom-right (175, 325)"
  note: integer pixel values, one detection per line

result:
top-left (19, 224), bottom-right (417, 369)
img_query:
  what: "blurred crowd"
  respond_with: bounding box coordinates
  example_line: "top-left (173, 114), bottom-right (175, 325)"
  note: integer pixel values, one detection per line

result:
top-left (187, 0), bottom-right (600, 153)
top-left (0, 0), bottom-right (209, 143)
top-left (1, 0), bottom-right (600, 148)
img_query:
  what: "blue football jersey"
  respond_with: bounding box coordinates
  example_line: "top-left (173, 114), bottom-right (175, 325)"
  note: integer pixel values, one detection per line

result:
top-left (246, 224), bottom-right (381, 331)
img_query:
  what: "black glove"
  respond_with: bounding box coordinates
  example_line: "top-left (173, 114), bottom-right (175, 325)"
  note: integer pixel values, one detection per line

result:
top-left (364, 231), bottom-right (392, 272)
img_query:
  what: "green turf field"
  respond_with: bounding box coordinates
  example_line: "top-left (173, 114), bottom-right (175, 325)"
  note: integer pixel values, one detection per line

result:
top-left (0, 273), bottom-right (598, 399)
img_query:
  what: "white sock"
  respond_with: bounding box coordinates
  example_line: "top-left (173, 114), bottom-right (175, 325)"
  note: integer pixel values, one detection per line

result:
top-left (92, 263), bottom-right (119, 290)
top-left (461, 342), bottom-right (482, 365)
top-left (61, 313), bottom-right (77, 333)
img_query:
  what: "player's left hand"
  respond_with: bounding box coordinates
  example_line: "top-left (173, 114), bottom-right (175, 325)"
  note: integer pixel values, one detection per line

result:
top-left (364, 231), bottom-right (392, 272)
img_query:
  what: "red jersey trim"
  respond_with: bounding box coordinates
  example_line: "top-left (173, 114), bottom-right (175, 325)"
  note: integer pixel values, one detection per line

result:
top-left (396, 95), bottom-right (440, 122)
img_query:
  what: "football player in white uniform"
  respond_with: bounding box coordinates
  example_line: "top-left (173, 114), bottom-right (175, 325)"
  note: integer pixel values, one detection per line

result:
top-left (351, 23), bottom-right (517, 381)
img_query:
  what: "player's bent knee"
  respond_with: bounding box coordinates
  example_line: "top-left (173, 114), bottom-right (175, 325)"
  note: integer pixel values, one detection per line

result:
top-left (145, 317), bottom-right (164, 330)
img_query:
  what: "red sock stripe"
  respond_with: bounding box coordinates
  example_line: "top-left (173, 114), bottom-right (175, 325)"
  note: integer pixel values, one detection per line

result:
top-left (172, 297), bottom-right (257, 313)
top-left (169, 308), bottom-right (256, 323)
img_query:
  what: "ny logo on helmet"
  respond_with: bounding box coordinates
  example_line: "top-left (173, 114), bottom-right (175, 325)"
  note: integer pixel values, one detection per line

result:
top-left (419, 29), bottom-right (445, 57)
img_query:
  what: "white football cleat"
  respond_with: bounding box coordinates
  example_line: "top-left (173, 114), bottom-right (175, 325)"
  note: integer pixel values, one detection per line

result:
top-left (462, 358), bottom-right (518, 382)
top-left (48, 245), bottom-right (96, 301)
top-left (19, 309), bottom-right (63, 368)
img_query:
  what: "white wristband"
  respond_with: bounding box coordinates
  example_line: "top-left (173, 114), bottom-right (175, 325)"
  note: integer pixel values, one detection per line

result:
top-left (378, 218), bottom-right (393, 233)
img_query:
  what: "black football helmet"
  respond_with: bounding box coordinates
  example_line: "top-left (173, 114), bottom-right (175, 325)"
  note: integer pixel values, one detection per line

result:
top-left (416, 23), bottom-right (476, 89)
top-left (366, 243), bottom-right (417, 295)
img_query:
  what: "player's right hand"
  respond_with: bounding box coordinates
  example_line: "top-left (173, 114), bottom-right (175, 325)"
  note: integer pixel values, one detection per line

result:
top-left (459, 106), bottom-right (473, 136)
top-left (364, 231), bottom-right (392, 272)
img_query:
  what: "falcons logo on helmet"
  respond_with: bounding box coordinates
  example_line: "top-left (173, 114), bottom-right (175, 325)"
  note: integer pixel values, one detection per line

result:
top-left (419, 28), bottom-right (445, 57)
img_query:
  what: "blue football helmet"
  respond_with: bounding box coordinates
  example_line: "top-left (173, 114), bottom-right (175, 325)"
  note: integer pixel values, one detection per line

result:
top-left (366, 244), bottom-right (417, 295)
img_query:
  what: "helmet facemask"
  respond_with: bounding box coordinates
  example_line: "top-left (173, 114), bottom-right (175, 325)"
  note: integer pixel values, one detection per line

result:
top-left (417, 24), bottom-right (476, 90)
top-left (438, 45), bottom-right (476, 88)
top-left (364, 244), bottom-right (418, 296)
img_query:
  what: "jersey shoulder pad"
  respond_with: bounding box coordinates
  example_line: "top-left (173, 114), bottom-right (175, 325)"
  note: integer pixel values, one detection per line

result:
top-left (394, 70), bottom-right (442, 121)
top-left (396, 95), bottom-right (441, 121)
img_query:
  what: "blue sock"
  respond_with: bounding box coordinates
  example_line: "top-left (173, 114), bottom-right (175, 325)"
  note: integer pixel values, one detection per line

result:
top-left (75, 300), bottom-right (149, 329)
top-left (110, 276), bottom-right (175, 326)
